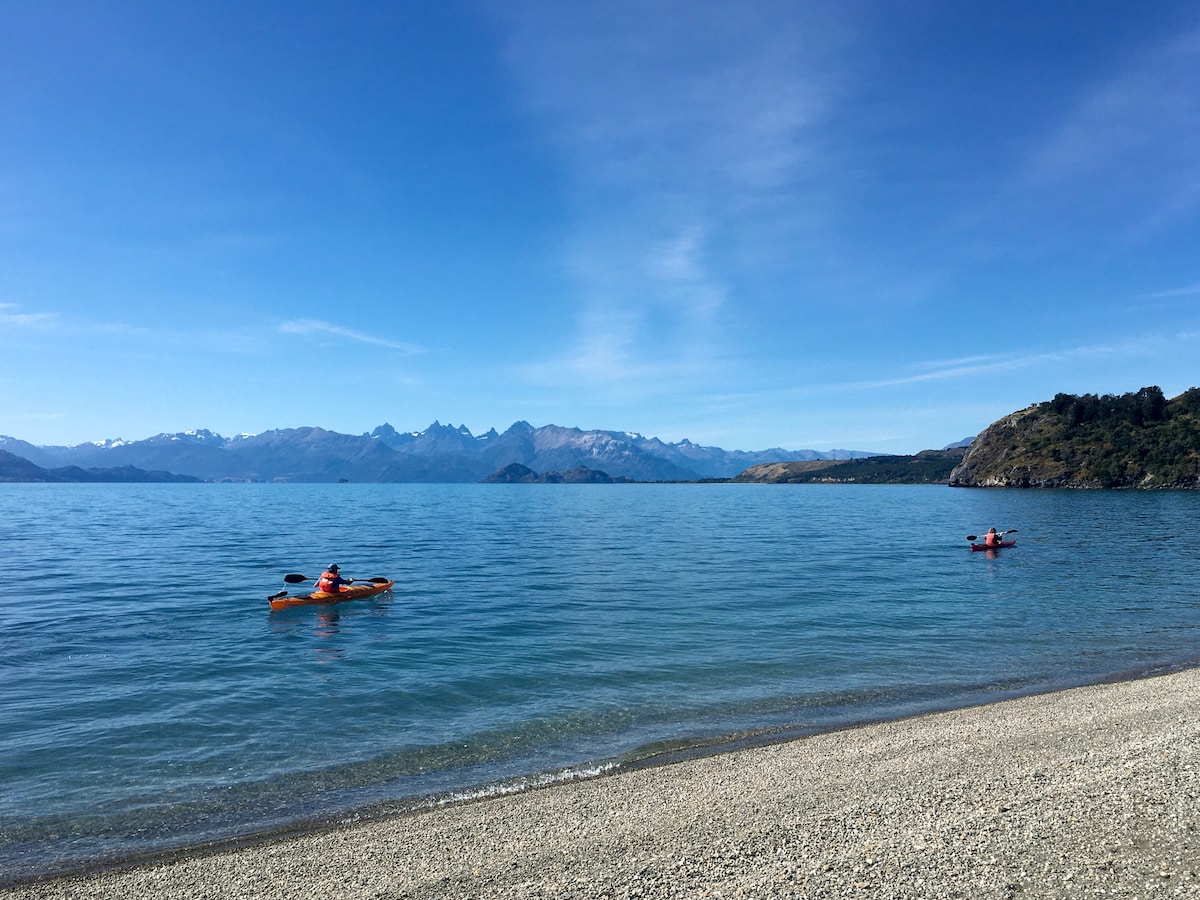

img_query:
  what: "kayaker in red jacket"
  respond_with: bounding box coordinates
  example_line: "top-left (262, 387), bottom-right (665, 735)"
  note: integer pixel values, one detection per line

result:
top-left (984, 527), bottom-right (1003, 547)
top-left (316, 564), bottom-right (354, 593)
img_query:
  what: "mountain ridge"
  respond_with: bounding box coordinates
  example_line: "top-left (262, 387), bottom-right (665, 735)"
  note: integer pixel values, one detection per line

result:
top-left (0, 449), bottom-right (201, 483)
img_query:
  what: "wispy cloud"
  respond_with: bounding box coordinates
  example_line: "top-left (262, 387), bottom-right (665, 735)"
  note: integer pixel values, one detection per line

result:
top-left (1142, 282), bottom-right (1200, 300)
top-left (495, 3), bottom-right (841, 197)
top-left (493, 3), bottom-right (846, 389)
top-left (518, 307), bottom-right (717, 391)
top-left (537, 223), bottom-right (731, 389)
top-left (691, 331), bottom-right (1200, 441)
top-left (0, 303), bottom-right (153, 339)
top-left (909, 353), bottom-right (1009, 373)
top-left (848, 332), bottom-right (1197, 391)
top-left (644, 225), bottom-right (726, 320)
top-left (0, 303), bottom-right (209, 343)
top-left (0, 303), bottom-right (59, 329)
top-left (646, 225), bottom-right (707, 284)
top-left (6, 304), bottom-right (419, 354)
top-left (1019, 22), bottom-right (1200, 233)
top-left (278, 319), bottom-right (420, 352)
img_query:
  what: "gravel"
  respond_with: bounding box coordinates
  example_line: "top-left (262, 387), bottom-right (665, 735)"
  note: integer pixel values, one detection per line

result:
top-left (6, 669), bottom-right (1198, 899)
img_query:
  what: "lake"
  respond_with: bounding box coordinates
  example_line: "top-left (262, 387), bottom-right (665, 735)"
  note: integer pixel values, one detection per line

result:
top-left (2, 483), bottom-right (1198, 882)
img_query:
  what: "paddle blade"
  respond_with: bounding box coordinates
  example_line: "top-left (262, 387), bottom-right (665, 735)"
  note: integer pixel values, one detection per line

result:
top-left (966, 535), bottom-right (977, 542)
top-left (366, 577), bottom-right (390, 584)
top-left (1005, 529), bottom-right (1018, 534)
top-left (283, 573), bottom-right (310, 584)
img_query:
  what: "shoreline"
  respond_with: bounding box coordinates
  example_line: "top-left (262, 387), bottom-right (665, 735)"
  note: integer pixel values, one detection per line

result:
top-left (6, 667), bottom-right (1198, 899)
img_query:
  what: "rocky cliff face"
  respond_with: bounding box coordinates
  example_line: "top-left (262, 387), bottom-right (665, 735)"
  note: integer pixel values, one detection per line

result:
top-left (947, 406), bottom-right (1079, 488)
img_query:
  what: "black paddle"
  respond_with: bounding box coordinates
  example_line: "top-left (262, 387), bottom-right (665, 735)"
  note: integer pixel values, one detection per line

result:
top-left (966, 529), bottom-right (1018, 542)
top-left (282, 573), bottom-right (390, 584)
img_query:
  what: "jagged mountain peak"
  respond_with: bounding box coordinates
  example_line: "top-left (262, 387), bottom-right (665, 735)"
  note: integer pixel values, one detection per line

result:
top-left (370, 423), bottom-right (399, 439)
top-left (420, 421), bottom-right (475, 436)
top-left (143, 429), bottom-right (228, 445)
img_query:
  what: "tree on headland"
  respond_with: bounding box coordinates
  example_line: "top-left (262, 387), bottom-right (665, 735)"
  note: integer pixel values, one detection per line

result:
top-left (1046, 385), bottom-right (1168, 428)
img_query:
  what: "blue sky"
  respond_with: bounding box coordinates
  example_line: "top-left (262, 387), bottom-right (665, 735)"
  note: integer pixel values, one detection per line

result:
top-left (2, 2), bottom-right (1199, 454)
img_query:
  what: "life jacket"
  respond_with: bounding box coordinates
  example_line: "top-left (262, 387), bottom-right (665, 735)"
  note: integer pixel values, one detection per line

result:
top-left (316, 570), bottom-right (345, 593)
top-left (985, 531), bottom-right (1001, 546)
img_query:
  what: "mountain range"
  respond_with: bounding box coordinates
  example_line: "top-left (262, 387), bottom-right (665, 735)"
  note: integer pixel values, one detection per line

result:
top-left (0, 422), bottom-right (877, 483)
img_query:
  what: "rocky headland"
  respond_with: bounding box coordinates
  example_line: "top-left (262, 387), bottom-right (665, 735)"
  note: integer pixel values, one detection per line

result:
top-left (948, 386), bottom-right (1200, 488)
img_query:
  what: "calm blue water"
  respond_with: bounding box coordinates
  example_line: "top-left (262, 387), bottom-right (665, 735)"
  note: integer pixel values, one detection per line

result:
top-left (2, 483), bottom-right (1199, 881)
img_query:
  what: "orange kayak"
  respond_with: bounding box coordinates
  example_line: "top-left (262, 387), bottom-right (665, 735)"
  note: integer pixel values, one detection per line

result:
top-left (268, 579), bottom-right (394, 610)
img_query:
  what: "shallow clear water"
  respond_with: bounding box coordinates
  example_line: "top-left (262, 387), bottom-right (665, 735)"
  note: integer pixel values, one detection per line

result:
top-left (2, 483), bottom-right (1199, 880)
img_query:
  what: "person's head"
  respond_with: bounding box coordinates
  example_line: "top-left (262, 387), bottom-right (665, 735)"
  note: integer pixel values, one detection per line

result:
top-left (328, 564), bottom-right (340, 573)
top-left (987, 527), bottom-right (997, 534)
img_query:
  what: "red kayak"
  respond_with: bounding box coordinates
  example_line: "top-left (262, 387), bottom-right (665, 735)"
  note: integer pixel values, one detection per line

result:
top-left (268, 579), bottom-right (394, 610)
top-left (971, 540), bottom-right (1016, 552)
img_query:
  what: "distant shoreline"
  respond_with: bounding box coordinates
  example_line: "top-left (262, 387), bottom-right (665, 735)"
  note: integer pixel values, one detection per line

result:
top-left (8, 665), bottom-right (1198, 898)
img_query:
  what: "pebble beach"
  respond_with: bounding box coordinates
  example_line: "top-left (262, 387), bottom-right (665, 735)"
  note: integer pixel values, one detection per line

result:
top-left (6, 668), bottom-right (1198, 899)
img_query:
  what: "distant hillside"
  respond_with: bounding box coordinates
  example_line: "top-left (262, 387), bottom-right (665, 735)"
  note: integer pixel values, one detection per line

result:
top-left (0, 450), bottom-right (201, 483)
top-left (948, 386), bottom-right (1200, 488)
top-left (734, 449), bottom-right (964, 484)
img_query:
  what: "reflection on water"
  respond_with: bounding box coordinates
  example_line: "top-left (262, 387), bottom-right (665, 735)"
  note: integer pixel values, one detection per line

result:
top-left (268, 594), bottom-right (396, 663)
top-left (314, 611), bottom-right (343, 662)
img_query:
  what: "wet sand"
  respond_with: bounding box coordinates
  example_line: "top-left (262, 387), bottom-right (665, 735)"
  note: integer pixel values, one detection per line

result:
top-left (6, 668), bottom-right (1198, 899)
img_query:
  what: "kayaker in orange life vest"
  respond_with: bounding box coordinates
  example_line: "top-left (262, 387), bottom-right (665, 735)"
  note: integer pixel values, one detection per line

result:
top-left (316, 564), bottom-right (354, 593)
top-left (984, 527), bottom-right (1003, 547)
